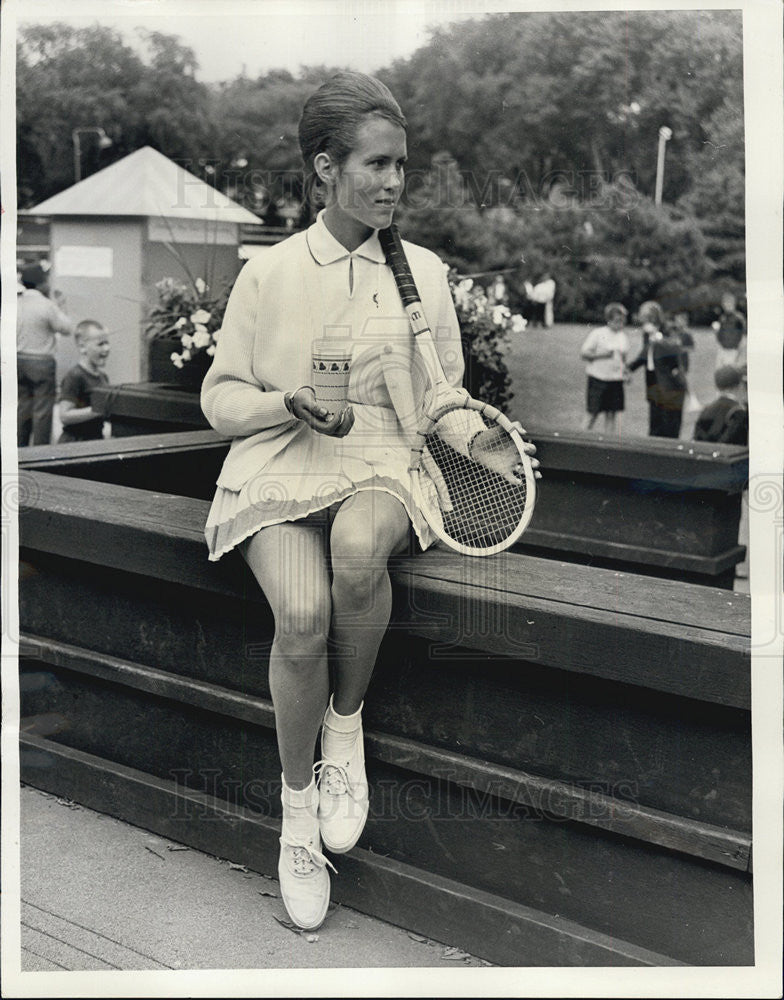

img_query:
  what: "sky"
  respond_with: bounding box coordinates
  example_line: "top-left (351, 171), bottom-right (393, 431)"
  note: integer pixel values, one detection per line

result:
top-left (14, 0), bottom-right (484, 81)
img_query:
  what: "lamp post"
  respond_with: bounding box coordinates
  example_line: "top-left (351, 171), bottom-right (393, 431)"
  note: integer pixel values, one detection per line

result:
top-left (654, 126), bottom-right (672, 207)
top-left (72, 127), bottom-right (113, 182)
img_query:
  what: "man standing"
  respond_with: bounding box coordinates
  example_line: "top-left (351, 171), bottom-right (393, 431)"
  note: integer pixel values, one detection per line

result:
top-left (524, 273), bottom-right (556, 328)
top-left (17, 263), bottom-right (74, 446)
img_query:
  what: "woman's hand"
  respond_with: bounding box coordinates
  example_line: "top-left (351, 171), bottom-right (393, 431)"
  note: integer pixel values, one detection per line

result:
top-left (289, 386), bottom-right (354, 437)
top-left (469, 421), bottom-right (541, 484)
top-left (510, 421), bottom-right (541, 480)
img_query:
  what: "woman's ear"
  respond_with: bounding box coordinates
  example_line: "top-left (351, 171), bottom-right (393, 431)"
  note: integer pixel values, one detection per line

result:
top-left (314, 151), bottom-right (335, 187)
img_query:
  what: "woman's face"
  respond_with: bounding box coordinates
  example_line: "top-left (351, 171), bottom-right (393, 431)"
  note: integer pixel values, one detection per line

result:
top-left (325, 115), bottom-right (407, 243)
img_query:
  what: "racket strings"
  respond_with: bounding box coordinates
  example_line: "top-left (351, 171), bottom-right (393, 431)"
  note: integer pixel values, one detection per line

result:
top-left (420, 410), bottom-right (530, 549)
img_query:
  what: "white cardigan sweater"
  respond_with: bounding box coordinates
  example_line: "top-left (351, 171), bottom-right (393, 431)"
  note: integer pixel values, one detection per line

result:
top-left (201, 213), bottom-right (464, 493)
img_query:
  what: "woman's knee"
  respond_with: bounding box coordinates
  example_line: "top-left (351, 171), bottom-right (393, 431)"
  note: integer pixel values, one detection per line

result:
top-left (331, 493), bottom-right (408, 561)
top-left (330, 530), bottom-right (399, 606)
top-left (273, 594), bottom-right (331, 656)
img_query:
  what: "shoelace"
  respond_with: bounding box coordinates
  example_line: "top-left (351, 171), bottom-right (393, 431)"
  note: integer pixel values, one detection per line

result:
top-left (280, 836), bottom-right (337, 876)
top-left (313, 758), bottom-right (359, 799)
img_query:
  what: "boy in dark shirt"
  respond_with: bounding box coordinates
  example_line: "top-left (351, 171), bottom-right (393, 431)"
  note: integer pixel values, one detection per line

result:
top-left (57, 320), bottom-right (110, 443)
top-left (693, 365), bottom-right (748, 446)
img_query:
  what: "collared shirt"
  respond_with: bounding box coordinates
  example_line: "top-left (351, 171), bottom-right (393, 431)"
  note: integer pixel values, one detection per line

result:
top-left (17, 288), bottom-right (73, 355)
top-left (201, 211), bottom-right (463, 492)
top-left (305, 211), bottom-right (386, 299)
top-left (582, 325), bottom-right (628, 381)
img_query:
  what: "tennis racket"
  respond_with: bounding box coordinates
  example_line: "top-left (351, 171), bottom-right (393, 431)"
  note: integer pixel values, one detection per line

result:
top-left (378, 224), bottom-right (536, 556)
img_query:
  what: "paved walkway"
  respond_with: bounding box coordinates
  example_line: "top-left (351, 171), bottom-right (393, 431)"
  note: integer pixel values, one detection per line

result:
top-left (18, 785), bottom-right (488, 972)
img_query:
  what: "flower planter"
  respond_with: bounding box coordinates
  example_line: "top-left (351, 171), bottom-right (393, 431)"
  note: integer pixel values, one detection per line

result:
top-left (148, 336), bottom-right (212, 391)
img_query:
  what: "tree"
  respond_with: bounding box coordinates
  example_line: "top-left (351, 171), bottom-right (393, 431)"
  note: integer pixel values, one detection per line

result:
top-left (16, 23), bottom-right (214, 206)
top-left (382, 9), bottom-right (743, 206)
top-left (395, 151), bottom-right (495, 270)
top-left (207, 69), bottom-right (325, 222)
top-left (677, 93), bottom-right (746, 317)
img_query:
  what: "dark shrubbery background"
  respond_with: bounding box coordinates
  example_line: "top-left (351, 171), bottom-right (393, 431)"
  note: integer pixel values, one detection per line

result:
top-left (18, 9), bottom-right (745, 326)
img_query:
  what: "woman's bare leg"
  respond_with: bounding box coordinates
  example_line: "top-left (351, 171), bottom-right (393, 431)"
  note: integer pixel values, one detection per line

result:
top-left (243, 520), bottom-right (332, 789)
top-left (328, 490), bottom-right (410, 714)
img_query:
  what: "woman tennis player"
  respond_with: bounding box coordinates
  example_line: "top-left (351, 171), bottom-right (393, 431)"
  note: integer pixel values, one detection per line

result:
top-left (201, 71), bottom-right (539, 929)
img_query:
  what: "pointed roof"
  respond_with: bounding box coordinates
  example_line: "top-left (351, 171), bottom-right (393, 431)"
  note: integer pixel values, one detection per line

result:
top-left (26, 146), bottom-right (262, 224)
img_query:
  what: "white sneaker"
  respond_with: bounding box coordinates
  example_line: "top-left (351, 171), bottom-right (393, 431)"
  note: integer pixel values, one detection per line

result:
top-left (278, 779), bottom-right (335, 930)
top-left (315, 700), bottom-right (369, 854)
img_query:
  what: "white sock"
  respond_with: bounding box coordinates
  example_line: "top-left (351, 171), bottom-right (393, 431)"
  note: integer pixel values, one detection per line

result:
top-left (323, 697), bottom-right (363, 760)
top-left (325, 696), bottom-right (362, 730)
top-left (281, 774), bottom-right (318, 810)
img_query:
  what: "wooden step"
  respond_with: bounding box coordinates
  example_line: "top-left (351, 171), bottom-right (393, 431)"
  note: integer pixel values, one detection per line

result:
top-left (17, 452), bottom-right (752, 966)
top-left (21, 635), bottom-right (751, 871)
top-left (20, 733), bottom-right (688, 968)
top-left (20, 642), bottom-right (753, 965)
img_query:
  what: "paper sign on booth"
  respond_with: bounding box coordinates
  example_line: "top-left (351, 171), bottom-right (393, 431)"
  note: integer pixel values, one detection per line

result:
top-left (55, 245), bottom-right (114, 278)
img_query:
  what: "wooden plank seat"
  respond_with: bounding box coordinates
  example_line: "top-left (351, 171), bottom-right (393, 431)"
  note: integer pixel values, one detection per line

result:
top-left (68, 405), bottom-right (751, 585)
top-left (17, 444), bottom-right (752, 966)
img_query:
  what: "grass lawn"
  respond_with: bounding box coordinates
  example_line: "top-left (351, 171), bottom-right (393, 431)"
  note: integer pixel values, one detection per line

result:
top-left (501, 321), bottom-right (749, 590)
top-left (502, 323), bottom-right (721, 441)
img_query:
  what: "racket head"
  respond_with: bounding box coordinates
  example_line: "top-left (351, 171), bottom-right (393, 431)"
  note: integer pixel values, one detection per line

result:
top-left (410, 397), bottom-right (537, 556)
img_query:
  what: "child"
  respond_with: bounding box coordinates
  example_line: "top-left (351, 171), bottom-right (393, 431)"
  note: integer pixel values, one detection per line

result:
top-left (712, 292), bottom-right (746, 371)
top-left (580, 302), bottom-right (629, 432)
top-left (200, 71), bottom-right (537, 930)
top-left (57, 320), bottom-right (110, 443)
top-left (628, 300), bottom-right (688, 438)
top-left (693, 365), bottom-right (748, 445)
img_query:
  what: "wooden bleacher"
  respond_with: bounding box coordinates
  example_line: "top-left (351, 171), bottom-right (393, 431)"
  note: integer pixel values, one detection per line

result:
top-left (18, 434), bottom-right (752, 966)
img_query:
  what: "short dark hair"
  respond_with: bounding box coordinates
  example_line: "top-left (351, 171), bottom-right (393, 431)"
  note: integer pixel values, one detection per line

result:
top-left (715, 365), bottom-right (742, 390)
top-left (604, 302), bottom-right (628, 322)
top-left (638, 300), bottom-right (664, 327)
top-left (298, 71), bottom-right (406, 207)
top-left (21, 264), bottom-right (46, 289)
top-left (75, 319), bottom-right (107, 343)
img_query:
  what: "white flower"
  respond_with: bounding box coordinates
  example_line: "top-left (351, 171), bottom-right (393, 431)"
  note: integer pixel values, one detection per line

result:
top-left (193, 323), bottom-right (209, 335)
top-left (170, 352), bottom-right (184, 369)
top-left (195, 278), bottom-right (207, 295)
top-left (459, 278), bottom-right (474, 293)
top-left (206, 344), bottom-right (216, 356)
top-left (180, 333), bottom-right (194, 349)
top-left (492, 305), bottom-right (511, 326)
top-left (192, 329), bottom-right (211, 349)
top-left (175, 316), bottom-right (187, 328)
top-left (182, 348), bottom-right (192, 361)
top-left (511, 314), bottom-right (527, 334)
top-left (190, 308), bottom-right (211, 325)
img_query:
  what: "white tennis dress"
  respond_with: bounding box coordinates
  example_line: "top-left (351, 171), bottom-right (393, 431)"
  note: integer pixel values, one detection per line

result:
top-left (201, 211), bottom-right (464, 561)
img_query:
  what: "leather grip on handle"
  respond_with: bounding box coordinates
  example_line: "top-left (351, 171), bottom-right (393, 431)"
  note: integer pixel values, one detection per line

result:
top-left (378, 224), bottom-right (421, 308)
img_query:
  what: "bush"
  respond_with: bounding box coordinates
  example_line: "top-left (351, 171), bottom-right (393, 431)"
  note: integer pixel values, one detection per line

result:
top-left (448, 272), bottom-right (525, 411)
top-left (399, 159), bottom-right (712, 325)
